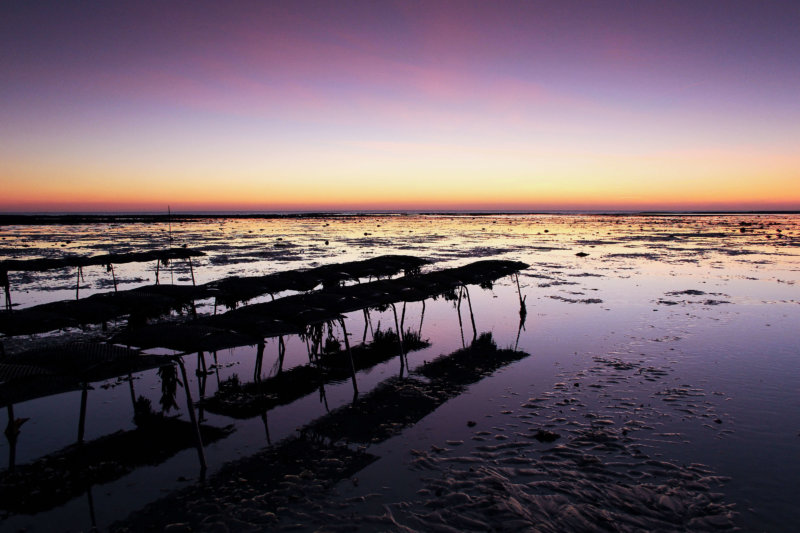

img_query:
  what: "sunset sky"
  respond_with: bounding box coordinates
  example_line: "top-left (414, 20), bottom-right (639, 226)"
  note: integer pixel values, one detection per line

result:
top-left (1, 1), bottom-right (798, 212)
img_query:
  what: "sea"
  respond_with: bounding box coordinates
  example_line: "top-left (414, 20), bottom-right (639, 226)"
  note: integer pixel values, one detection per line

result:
top-left (0, 213), bottom-right (798, 531)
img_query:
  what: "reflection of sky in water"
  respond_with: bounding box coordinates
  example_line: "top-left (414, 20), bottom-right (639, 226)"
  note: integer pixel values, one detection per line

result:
top-left (2, 215), bottom-right (798, 309)
top-left (0, 215), bottom-right (799, 531)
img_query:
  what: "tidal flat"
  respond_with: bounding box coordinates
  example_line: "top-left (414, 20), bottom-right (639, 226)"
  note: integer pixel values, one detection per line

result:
top-left (1, 213), bottom-right (798, 531)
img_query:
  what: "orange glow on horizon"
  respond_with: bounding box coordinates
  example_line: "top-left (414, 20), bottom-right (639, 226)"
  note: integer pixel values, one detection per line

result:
top-left (3, 187), bottom-right (798, 214)
top-left (2, 144), bottom-right (798, 212)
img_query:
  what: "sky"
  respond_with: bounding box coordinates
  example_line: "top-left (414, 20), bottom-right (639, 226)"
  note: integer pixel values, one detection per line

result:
top-left (1, 1), bottom-right (799, 212)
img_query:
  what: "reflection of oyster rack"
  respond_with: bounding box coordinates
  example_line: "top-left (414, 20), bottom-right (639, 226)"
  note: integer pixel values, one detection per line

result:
top-left (117, 333), bottom-right (530, 532)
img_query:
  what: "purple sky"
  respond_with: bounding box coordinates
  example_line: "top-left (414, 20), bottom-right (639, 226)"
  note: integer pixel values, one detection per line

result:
top-left (2, 1), bottom-right (798, 211)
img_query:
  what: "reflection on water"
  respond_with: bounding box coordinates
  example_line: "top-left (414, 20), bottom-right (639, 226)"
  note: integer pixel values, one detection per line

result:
top-left (0, 214), bottom-right (799, 531)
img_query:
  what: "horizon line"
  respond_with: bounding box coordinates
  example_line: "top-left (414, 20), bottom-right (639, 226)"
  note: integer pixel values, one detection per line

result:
top-left (2, 208), bottom-right (799, 219)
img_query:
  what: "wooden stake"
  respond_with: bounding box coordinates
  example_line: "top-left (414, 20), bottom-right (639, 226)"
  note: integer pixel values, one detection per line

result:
top-left (75, 266), bottom-right (84, 300)
top-left (197, 352), bottom-right (207, 422)
top-left (254, 340), bottom-right (265, 382)
top-left (362, 308), bottom-right (370, 343)
top-left (77, 385), bottom-right (88, 444)
top-left (339, 318), bottom-right (358, 398)
top-left (515, 273), bottom-right (527, 320)
top-left (197, 351), bottom-right (207, 375)
top-left (391, 303), bottom-right (405, 355)
top-left (128, 373), bottom-right (136, 413)
top-left (6, 405), bottom-right (17, 472)
top-left (110, 264), bottom-right (117, 292)
top-left (177, 358), bottom-right (207, 477)
top-left (391, 303), bottom-right (406, 377)
top-left (1, 269), bottom-right (10, 312)
top-left (456, 287), bottom-right (465, 349)
top-left (463, 285), bottom-right (477, 342)
top-left (319, 382), bottom-right (330, 413)
top-left (213, 351), bottom-right (220, 388)
top-left (419, 300), bottom-right (426, 337)
top-left (277, 335), bottom-right (286, 373)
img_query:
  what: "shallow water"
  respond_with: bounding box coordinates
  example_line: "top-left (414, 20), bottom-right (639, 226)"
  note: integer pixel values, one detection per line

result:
top-left (1, 214), bottom-right (799, 531)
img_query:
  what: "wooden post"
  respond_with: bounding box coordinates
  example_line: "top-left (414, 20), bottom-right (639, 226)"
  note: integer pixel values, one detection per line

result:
top-left (1, 269), bottom-right (10, 312)
top-left (155, 260), bottom-right (160, 285)
top-left (177, 358), bottom-right (207, 477)
top-left (128, 374), bottom-right (136, 414)
top-left (254, 340), bottom-right (265, 382)
top-left (418, 300), bottom-right (426, 337)
top-left (277, 336), bottom-right (286, 374)
top-left (456, 287), bottom-right (466, 349)
top-left (515, 273), bottom-right (527, 320)
top-left (197, 352), bottom-right (207, 422)
top-left (463, 285), bottom-right (477, 342)
top-left (187, 257), bottom-right (196, 286)
top-left (77, 385), bottom-right (88, 444)
top-left (75, 266), bottom-right (83, 300)
top-left (339, 318), bottom-right (358, 398)
top-left (362, 308), bottom-right (370, 343)
top-left (109, 263), bottom-right (118, 292)
top-left (391, 303), bottom-right (406, 377)
top-left (197, 351), bottom-right (207, 375)
top-left (391, 303), bottom-right (405, 355)
top-left (515, 314), bottom-right (525, 352)
top-left (319, 382), bottom-right (330, 413)
top-left (5, 405), bottom-right (17, 472)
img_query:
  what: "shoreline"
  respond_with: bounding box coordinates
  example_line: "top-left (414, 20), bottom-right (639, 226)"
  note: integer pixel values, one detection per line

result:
top-left (1, 210), bottom-right (799, 226)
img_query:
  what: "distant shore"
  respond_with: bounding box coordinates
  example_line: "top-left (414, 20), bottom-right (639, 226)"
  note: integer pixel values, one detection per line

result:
top-left (1, 211), bottom-right (798, 225)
